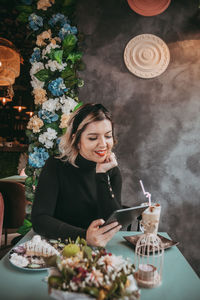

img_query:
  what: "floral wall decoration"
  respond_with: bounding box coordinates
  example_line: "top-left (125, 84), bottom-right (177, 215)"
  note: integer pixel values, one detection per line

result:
top-left (16, 0), bottom-right (84, 235)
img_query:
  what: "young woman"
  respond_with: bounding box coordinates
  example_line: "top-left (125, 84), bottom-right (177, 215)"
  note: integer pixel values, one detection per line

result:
top-left (31, 103), bottom-right (122, 247)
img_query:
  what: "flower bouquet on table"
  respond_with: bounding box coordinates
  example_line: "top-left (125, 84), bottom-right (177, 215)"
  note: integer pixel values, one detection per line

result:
top-left (48, 237), bottom-right (140, 300)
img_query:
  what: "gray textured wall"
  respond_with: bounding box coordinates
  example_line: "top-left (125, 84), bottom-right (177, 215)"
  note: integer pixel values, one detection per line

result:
top-left (76, 0), bottom-right (200, 276)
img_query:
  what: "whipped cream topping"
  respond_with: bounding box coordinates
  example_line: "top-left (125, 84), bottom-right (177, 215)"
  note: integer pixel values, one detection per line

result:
top-left (10, 253), bottom-right (29, 267)
top-left (23, 235), bottom-right (60, 257)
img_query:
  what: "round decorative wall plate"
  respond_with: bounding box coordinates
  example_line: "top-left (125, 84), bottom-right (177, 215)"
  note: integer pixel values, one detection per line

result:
top-left (124, 34), bottom-right (170, 79)
top-left (127, 0), bottom-right (171, 16)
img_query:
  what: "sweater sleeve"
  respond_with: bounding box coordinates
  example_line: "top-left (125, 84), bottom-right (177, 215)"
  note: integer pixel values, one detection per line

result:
top-left (96, 166), bottom-right (122, 220)
top-left (31, 157), bottom-right (86, 240)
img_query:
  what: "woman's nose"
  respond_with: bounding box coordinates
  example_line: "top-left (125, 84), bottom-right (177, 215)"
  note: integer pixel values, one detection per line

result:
top-left (98, 136), bottom-right (106, 147)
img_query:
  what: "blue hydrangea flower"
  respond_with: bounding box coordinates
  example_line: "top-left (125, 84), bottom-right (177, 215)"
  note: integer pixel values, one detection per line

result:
top-left (48, 78), bottom-right (68, 96)
top-left (56, 137), bottom-right (61, 145)
top-left (28, 147), bottom-right (49, 168)
top-left (48, 13), bottom-right (69, 27)
top-left (38, 109), bottom-right (59, 124)
top-left (30, 48), bottom-right (41, 63)
top-left (59, 24), bottom-right (78, 40)
top-left (28, 13), bottom-right (43, 31)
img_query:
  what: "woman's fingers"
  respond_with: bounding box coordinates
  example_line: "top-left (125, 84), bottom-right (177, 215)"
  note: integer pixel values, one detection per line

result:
top-left (98, 224), bottom-right (122, 247)
top-left (109, 152), bottom-right (118, 166)
top-left (98, 221), bottom-right (119, 234)
top-left (103, 224), bottom-right (121, 240)
top-left (90, 219), bottom-right (105, 229)
top-left (86, 219), bottom-right (121, 247)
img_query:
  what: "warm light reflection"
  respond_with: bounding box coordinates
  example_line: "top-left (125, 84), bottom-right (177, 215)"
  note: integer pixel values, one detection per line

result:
top-left (0, 96), bottom-right (12, 105)
top-left (25, 111), bottom-right (34, 117)
top-left (13, 105), bottom-right (26, 112)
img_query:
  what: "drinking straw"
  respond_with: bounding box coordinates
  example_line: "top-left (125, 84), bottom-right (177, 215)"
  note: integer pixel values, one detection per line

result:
top-left (139, 180), bottom-right (152, 206)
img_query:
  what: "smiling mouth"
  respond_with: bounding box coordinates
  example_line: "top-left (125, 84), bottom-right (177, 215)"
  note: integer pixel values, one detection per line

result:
top-left (95, 150), bottom-right (107, 157)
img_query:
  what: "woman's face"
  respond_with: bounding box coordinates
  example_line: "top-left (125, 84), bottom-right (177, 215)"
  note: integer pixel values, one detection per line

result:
top-left (78, 119), bottom-right (114, 162)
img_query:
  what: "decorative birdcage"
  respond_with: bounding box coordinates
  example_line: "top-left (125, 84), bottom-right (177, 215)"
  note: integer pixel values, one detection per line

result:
top-left (134, 233), bottom-right (164, 288)
top-left (0, 38), bottom-right (20, 86)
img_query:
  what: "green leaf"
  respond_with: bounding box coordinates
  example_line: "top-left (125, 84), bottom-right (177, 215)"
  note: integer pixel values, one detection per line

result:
top-left (82, 245), bottom-right (92, 259)
top-left (64, 78), bottom-right (77, 88)
top-left (49, 49), bottom-right (63, 64)
top-left (62, 128), bottom-right (67, 134)
top-left (16, 5), bottom-right (33, 13)
top-left (25, 165), bottom-right (34, 177)
top-left (48, 276), bottom-right (63, 289)
top-left (61, 67), bottom-right (77, 88)
top-left (54, 50), bottom-right (63, 64)
top-left (83, 287), bottom-right (99, 298)
top-left (25, 176), bottom-right (34, 188)
top-left (17, 12), bottom-right (29, 23)
top-left (62, 34), bottom-right (77, 56)
top-left (75, 236), bottom-right (80, 244)
top-left (80, 238), bottom-right (87, 246)
top-left (34, 69), bottom-right (52, 82)
top-left (63, 0), bottom-right (76, 6)
top-left (62, 267), bottom-right (76, 281)
top-left (107, 282), bottom-right (119, 298)
top-left (25, 129), bottom-right (32, 137)
top-left (61, 67), bottom-right (75, 80)
top-left (46, 122), bottom-right (59, 131)
top-left (17, 219), bottom-right (32, 236)
top-left (67, 52), bottom-right (82, 64)
top-left (73, 102), bottom-right (83, 111)
top-left (35, 168), bottom-right (42, 177)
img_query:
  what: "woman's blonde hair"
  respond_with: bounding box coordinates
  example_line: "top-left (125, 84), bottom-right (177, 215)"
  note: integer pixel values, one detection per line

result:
top-left (59, 103), bottom-right (116, 166)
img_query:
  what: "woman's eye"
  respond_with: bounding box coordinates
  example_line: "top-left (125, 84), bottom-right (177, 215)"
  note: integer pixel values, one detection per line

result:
top-left (88, 137), bottom-right (97, 141)
top-left (105, 136), bottom-right (112, 139)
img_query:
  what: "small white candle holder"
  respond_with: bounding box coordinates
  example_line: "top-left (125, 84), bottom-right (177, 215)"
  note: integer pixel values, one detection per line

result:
top-left (134, 233), bottom-right (164, 288)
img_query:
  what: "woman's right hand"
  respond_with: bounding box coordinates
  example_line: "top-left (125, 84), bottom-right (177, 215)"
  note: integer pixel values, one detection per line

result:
top-left (86, 219), bottom-right (121, 247)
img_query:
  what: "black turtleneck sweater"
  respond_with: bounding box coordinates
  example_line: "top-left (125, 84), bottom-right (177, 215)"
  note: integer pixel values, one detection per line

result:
top-left (31, 154), bottom-right (122, 240)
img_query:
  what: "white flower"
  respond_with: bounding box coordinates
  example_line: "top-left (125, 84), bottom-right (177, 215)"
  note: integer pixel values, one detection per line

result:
top-left (42, 43), bottom-right (60, 58)
top-left (45, 60), bottom-right (67, 72)
top-left (31, 78), bottom-right (44, 89)
top-left (30, 62), bottom-right (44, 77)
top-left (59, 96), bottom-right (77, 114)
top-left (42, 98), bottom-right (61, 113)
top-left (30, 62), bottom-right (45, 88)
top-left (97, 254), bottom-right (126, 273)
top-left (69, 281), bottom-right (78, 291)
top-left (126, 275), bottom-right (138, 293)
top-left (39, 128), bottom-right (57, 149)
top-left (85, 267), bottom-right (104, 287)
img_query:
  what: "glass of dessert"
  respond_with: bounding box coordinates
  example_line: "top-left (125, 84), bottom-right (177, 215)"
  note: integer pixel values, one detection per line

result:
top-left (140, 203), bottom-right (161, 234)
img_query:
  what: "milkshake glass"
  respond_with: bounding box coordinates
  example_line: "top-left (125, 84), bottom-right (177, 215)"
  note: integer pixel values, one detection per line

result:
top-left (140, 203), bottom-right (161, 234)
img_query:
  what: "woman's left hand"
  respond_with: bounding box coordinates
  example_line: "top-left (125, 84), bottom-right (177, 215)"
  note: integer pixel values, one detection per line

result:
top-left (86, 219), bottom-right (122, 247)
top-left (96, 152), bottom-right (117, 173)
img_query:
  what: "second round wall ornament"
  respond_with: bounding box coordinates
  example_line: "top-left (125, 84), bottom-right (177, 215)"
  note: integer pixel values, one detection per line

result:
top-left (124, 34), bottom-right (170, 79)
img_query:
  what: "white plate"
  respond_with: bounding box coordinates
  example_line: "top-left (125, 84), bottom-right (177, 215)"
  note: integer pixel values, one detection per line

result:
top-left (9, 243), bottom-right (50, 271)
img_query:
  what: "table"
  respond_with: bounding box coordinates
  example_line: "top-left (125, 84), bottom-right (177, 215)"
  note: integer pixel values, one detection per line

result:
top-left (0, 175), bottom-right (27, 184)
top-left (0, 231), bottom-right (199, 300)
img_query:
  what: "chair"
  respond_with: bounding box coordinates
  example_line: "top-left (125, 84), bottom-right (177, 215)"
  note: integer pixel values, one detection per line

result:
top-left (0, 181), bottom-right (26, 245)
top-left (0, 192), bottom-right (4, 247)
